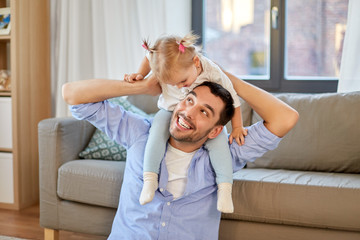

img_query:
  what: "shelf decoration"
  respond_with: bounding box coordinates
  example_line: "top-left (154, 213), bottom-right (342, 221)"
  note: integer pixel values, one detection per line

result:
top-left (0, 7), bottom-right (10, 35)
top-left (0, 70), bottom-right (10, 91)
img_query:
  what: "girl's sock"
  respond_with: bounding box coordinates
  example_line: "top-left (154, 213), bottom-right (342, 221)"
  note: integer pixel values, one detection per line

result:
top-left (139, 172), bottom-right (159, 205)
top-left (217, 182), bottom-right (234, 213)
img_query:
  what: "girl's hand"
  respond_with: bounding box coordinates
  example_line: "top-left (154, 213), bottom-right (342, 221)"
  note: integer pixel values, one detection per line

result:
top-left (124, 73), bottom-right (144, 83)
top-left (229, 127), bottom-right (248, 145)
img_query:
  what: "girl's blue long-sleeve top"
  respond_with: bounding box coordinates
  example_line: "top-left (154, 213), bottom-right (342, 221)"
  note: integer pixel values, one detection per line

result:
top-left (70, 100), bottom-right (282, 240)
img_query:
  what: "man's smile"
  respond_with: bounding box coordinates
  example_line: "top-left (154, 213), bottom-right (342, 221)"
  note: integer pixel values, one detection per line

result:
top-left (176, 114), bottom-right (194, 130)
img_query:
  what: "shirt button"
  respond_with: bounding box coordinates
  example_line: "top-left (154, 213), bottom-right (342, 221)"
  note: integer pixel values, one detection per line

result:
top-left (167, 202), bottom-right (171, 206)
top-left (160, 188), bottom-right (164, 192)
top-left (162, 222), bottom-right (166, 227)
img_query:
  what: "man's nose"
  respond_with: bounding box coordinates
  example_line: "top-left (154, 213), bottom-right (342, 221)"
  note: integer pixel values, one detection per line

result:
top-left (185, 105), bottom-right (197, 119)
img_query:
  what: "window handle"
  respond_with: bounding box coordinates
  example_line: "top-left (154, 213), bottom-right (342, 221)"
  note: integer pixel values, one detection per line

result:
top-left (271, 6), bottom-right (279, 29)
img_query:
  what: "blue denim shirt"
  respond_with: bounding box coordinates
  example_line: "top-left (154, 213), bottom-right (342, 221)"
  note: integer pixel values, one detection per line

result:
top-left (70, 100), bottom-right (281, 240)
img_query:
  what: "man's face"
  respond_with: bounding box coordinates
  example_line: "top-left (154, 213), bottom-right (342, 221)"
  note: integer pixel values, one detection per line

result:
top-left (169, 86), bottom-right (225, 150)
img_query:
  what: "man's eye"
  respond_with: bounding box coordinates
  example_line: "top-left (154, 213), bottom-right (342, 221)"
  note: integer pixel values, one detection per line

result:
top-left (187, 98), bottom-right (193, 103)
top-left (201, 109), bottom-right (208, 116)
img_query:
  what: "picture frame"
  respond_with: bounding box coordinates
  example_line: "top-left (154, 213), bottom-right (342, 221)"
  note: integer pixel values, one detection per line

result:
top-left (0, 7), bottom-right (10, 35)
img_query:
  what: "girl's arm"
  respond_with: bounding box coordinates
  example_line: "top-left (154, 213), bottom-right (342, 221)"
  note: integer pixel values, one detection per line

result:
top-left (229, 106), bottom-right (248, 145)
top-left (124, 56), bottom-right (151, 83)
top-left (224, 71), bottom-right (299, 138)
top-left (62, 78), bottom-right (161, 105)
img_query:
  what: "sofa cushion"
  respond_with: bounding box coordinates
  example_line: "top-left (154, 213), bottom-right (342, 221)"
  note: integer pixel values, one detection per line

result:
top-left (234, 96), bottom-right (253, 127)
top-left (57, 160), bottom-right (125, 208)
top-left (127, 94), bottom-right (160, 114)
top-left (224, 168), bottom-right (360, 231)
top-left (224, 97), bottom-right (253, 134)
top-left (247, 91), bottom-right (360, 173)
top-left (78, 97), bottom-right (149, 161)
top-left (78, 129), bottom-right (128, 161)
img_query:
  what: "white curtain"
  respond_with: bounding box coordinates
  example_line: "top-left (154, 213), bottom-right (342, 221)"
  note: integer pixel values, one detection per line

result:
top-left (51, 0), bottom-right (191, 117)
top-left (337, 0), bottom-right (360, 93)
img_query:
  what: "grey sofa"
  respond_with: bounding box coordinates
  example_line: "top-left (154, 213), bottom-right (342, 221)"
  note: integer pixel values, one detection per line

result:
top-left (39, 92), bottom-right (360, 240)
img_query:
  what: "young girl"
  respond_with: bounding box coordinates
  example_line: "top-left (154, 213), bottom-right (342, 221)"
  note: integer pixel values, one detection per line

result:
top-left (124, 33), bottom-right (247, 213)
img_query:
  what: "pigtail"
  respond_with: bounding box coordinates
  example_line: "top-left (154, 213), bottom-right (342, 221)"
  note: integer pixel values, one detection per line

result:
top-left (177, 32), bottom-right (200, 54)
top-left (179, 32), bottom-right (199, 48)
top-left (142, 39), bottom-right (155, 53)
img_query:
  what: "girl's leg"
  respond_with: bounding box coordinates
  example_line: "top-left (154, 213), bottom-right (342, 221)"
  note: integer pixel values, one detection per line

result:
top-left (206, 128), bottom-right (233, 184)
top-left (140, 109), bottom-right (172, 205)
top-left (206, 129), bottom-right (234, 213)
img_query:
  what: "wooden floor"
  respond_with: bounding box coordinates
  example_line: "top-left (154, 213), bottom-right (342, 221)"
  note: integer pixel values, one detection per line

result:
top-left (0, 204), bottom-right (107, 240)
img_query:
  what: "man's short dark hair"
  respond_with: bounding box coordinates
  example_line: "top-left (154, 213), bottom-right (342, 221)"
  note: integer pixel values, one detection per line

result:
top-left (194, 81), bottom-right (235, 126)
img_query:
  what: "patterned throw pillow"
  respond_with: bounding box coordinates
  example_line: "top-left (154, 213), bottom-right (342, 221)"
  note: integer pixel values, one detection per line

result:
top-left (78, 97), bottom-right (150, 161)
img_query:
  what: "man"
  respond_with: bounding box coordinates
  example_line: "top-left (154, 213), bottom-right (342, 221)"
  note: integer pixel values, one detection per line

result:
top-left (62, 74), bottom-right (298, 240)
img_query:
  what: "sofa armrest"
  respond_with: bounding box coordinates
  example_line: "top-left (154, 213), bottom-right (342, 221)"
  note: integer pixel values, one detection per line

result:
top-left (38, 117), bottom-right (95, 229)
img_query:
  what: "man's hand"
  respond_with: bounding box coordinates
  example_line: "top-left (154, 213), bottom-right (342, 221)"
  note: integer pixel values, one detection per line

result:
top-left (124, 73), bottom-right (144, 83)
top-left (229, 126), bottom-right (248, 145)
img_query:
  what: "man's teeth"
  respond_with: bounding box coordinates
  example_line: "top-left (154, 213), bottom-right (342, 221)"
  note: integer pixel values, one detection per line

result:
top-left (178, 117), bottom-right (190, 129)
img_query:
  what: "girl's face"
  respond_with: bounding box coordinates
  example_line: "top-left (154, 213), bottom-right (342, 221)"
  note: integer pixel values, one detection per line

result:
top-left (165, 56), bottom-right (202, 89)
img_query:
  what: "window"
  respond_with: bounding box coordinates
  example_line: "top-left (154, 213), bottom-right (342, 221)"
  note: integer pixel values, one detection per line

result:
top-left (192, 0), bottom-right (349, 93)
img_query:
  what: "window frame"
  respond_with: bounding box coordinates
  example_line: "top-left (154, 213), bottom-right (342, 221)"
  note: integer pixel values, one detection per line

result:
top-left (192, 0), bottom-right (339, 93)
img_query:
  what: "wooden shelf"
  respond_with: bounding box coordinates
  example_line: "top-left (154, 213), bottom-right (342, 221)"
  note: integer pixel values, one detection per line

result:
top-left (0, 0), bottom-right (51, 210)
top-left (0, 35), bottom-right (10, 41)
top-left (0, 147), bottom-right (12, 152)
top-left (0, 91), bottom-right (11, 97)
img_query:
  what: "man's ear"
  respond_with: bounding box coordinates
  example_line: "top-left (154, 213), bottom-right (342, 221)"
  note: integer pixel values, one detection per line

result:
top-left (208, 125), bottom-right (224, 139)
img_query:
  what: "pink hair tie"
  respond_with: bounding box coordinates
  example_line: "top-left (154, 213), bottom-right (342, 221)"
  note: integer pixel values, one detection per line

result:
top-left (177, 41), bottom-right (186, 53)
top-left (142, 43), bottom-right (150, 51)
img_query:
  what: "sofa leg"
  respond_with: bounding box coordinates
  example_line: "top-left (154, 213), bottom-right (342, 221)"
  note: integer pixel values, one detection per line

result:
top-left (44, 228), bottom-right (59, 240)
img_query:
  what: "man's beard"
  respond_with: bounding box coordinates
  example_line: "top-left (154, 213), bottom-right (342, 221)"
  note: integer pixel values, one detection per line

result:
top-left (169, 112), bottom-right (213, 143)
top-left (169, 129), bottom-right (212, 143)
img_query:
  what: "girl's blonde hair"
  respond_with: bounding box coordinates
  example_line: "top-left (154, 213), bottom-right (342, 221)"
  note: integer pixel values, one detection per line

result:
top-left (143, 32), bottom-right (200, 83)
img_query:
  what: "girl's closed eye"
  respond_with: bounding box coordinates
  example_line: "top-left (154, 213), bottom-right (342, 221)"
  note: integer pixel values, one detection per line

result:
top-left (180, 80), bottom-right (188, 86)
